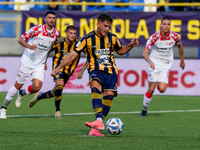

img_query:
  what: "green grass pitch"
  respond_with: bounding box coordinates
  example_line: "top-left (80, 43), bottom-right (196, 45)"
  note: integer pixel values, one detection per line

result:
top-left (0, 92), bottom-right (200, 150)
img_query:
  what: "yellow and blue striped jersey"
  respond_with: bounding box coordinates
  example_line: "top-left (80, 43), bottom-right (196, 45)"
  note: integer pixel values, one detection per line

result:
top-left (74, 31), bottom-right (122, 74)
top-left (52, 38), bottom-right (80, 76)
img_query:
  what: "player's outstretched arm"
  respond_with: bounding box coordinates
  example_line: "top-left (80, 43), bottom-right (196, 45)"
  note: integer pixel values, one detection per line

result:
top-left (51, 51), bottom-right (78, 76)
top-left (18, 37), bottom-right (37, 50)
top-left (178, 43), bottom-right (185, 70)
top-left (116, 38), bottom-right (139, 55)
top-left (76, 61), bottom-right (89, 79)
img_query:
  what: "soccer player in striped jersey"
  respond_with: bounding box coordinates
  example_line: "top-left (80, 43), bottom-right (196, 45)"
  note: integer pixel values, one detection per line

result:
top-left (28, 25), bottom-right (87, 119)
top-left (51, 13), bottom-right (139, 136)
top-left (0, 11), bottom-right (60, 119)
top-left (140, 17), bottom-right (185, 117)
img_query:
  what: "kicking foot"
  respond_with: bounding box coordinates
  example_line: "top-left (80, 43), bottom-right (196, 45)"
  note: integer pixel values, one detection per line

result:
top-left (29, 92), bottom-right (40, 108)
top-left (55, 111), bottom-right (62, 119)
top-left (0, 108), bottom-right (7, 119)
top-left (140, 110), bottom-right (147, 116)
top-left (15, 90), bottom-right (23, 107)
top-left (89, 128), bottom-right (104, 137)
top-left (85, 120), bottom-right (104, 131)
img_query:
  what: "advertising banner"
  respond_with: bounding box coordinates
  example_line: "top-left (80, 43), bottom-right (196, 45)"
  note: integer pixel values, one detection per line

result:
top-left (0, 57), bottom-right (199, 96)
top-left (22, 11), bottom-right (200, 47)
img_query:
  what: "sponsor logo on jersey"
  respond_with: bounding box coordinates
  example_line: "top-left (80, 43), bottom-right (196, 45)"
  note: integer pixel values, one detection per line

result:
top-left (38, 43), bottom-right (48, 48)
top-left (94, 49), bottom-right (110, 55)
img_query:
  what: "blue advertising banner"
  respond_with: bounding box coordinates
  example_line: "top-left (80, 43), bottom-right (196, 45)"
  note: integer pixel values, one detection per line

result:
top-left (22, 11), bottom-right (200, 47)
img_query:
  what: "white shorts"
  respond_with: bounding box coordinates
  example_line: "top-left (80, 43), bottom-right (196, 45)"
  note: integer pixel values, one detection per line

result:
top-left (147, 66), bottom-right (169, 84)
top-left (16, 63), bottom-right (45, 84)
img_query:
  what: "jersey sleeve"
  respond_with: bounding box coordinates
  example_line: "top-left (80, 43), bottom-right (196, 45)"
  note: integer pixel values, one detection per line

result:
top-left (175, 34), bottom-right (181, 46)
top-left (74, 37), bottom-right (87, 54)
top-left (145, 35), bottom-right (154, 50)
top-left (114, 36), bottom-right (122, 52)
top-left (21, 26), bottom-right (37, 40)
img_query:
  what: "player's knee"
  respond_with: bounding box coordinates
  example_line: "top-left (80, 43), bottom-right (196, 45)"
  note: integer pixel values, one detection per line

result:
top-left (32, 85), bottom-right (41, 92)
top-left (56, 85), bottom-right (64, 90)
top-left (159, 88), bottom-right (166, 93)
top-left (91, 87), bottom-right (101, 94)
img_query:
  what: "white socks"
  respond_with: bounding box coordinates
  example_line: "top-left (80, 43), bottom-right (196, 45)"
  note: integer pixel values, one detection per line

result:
top-left (3, 85), bottom-right (18, 108)
top-left (143, 94), bottom-right (152, 108)
top-left (5, 85), bottom-right (18, 101)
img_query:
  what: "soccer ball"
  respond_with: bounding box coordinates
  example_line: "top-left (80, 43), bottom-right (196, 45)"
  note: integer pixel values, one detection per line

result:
top-left (106, 117), bottom-right (124, 135)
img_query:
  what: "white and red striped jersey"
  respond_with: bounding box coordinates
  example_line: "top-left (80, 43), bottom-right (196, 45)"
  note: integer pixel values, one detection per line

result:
top-left (145, 30), bottom-right (181, 69)
top-left (20, 24), bottom-right (60, 69)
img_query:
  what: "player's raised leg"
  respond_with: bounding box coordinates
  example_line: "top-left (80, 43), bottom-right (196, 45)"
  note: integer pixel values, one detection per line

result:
top-left (16, 85), bottom-right (35, 107)
top-left (29, 92), bottom-right (41, 107)
top-left (16, 76), bottom-right (43, 107)
top-left (29, 90), bottom-right (55, 107)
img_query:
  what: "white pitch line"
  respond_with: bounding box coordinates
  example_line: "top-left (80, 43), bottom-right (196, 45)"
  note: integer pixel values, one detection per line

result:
top-left (6, 109), bottom-right (200, 118)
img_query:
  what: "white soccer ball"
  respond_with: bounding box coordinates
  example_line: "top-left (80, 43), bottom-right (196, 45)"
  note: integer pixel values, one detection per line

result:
top-left (106, 117), bottom-right (124, 135)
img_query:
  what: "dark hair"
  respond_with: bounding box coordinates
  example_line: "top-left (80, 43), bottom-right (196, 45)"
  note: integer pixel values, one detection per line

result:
top-left (98, 13), bottom-right (113, 24)
top-left (45, 11), bottom-right (56, 17)
top-left (65, 25), bottom-right (76, 32)
top-left (161, 17), bottom-right (170, 23)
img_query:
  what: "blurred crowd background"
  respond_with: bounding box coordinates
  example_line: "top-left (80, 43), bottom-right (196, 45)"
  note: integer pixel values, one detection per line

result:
top-left (0, 0), bottom-right (199, 12)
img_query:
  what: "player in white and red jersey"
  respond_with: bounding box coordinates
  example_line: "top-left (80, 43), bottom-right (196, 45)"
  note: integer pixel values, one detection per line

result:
top-left (0, 11), bottom-right (60, 119)
top-left (140, 17), bottom-right (185, 116)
